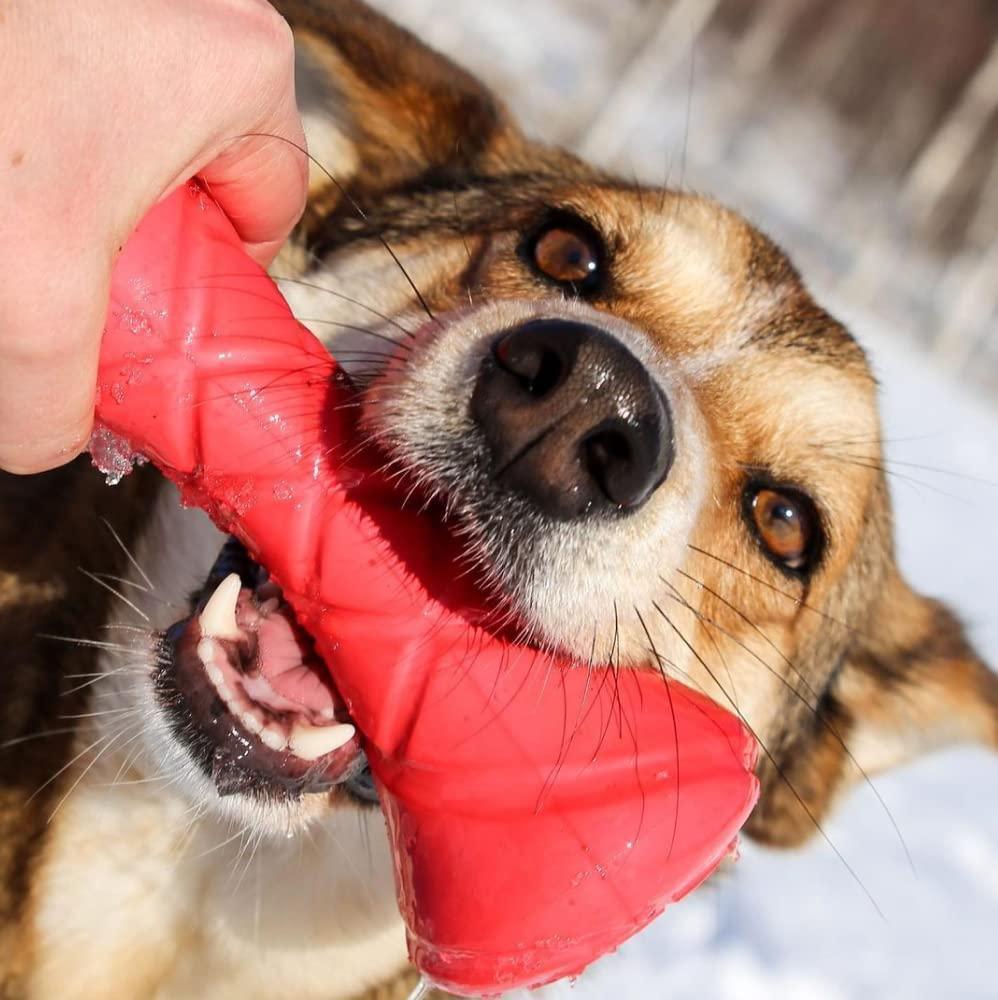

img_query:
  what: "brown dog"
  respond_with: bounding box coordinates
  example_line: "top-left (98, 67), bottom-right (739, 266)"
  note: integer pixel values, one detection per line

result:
top-left (1, 2), bottom-right (993, 996)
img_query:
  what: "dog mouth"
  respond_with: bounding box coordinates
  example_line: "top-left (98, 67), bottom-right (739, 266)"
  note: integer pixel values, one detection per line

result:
top-left (161, 538), bottom-right (376, 803)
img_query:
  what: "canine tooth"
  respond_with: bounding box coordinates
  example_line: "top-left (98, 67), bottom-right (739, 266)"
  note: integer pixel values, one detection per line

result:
top-left (199, 573), bottom-right (243, 640)
top-left (204, 662), bottom-right (224, 687)
top-left (197, 638), bottom-right (217, 665)
top-left (288, 722), bottom-right (355, 761)
top-left (240, 711), bottom-right (263, 735)
top-left (260, 726), bottom-right (287, 752)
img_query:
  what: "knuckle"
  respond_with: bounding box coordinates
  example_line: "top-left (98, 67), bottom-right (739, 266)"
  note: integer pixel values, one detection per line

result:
top-left (238, 2), bottom-right (295, 68)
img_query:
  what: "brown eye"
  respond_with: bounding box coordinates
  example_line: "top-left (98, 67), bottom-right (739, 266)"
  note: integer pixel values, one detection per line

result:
top-left (527, 217), bottom-right (603, 291)
top-left (748, 487), bottom-right (819, 572)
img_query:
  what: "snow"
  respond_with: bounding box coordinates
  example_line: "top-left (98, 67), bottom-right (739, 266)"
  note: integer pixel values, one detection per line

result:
top-left (512, 323), bottom-right (998, 1000)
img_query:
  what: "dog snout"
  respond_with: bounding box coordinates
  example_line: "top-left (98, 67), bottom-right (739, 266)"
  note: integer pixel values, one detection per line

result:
top-left (471, 318), bottom-right (674, 519)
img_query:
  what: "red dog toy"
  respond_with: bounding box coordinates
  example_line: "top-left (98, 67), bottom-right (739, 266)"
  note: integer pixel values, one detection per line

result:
top-left (94, 182), bottom-right (758, 996)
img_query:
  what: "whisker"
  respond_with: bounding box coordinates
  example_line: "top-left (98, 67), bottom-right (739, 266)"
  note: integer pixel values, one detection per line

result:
top-left (100, 516), bottom-right (154, 591)
top-left (237, 312), bottom-right (412, 353)
top-left (265, 273), bottom-right (417, 338)
top-left (37, 633), bottom-right (143, 654)
top-left (0, 727), bottom-right (79, 750)
top-left (109, 737), bottom-right (151, 787)
top-left (632, 606), bottom-right (680, 859)
top-left (63, 667), bottom-right (141, 696)
top-left (187, 824), bottom-right (250, 863)
top-left (106, 772), bottom-right (173, 787)
top-left (236, 132), bottom-right (440, 327)
top-left (89, 572), bottom-right (149, 594)
top-left (59, 706), bottom-right (141, 721)
top-left (824, 449), bottom-right (998, 490)
top-left (664, 584), bottom-right (740, 711)
top-left (100, 623), bottom-right (153, 635)
top-left (78, 568), bottom-right (150, 622)
top-left (48, 720), bottom-right (147, 821)
top-left (664, 570), bottom-right (914, 873)
top-left (649, 599), bottom-right (884, 918)
top-left (811, 454), bottom-right (971, 504)
top-left (687, 544), bottom-right (873, 639)
top-left (28, 727), bottom-right (125, 805)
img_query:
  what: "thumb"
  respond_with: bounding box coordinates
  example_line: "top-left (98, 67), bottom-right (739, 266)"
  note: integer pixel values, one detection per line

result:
top-left (201, 119), bottom-right (309, 269)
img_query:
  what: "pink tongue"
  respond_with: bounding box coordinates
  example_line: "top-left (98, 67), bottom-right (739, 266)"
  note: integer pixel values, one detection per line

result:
top-left (255, 611), bottom-right (340, 715)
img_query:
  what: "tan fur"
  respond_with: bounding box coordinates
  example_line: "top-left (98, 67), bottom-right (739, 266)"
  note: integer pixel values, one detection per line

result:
top-left (1, 1), bottom-right (993, 995)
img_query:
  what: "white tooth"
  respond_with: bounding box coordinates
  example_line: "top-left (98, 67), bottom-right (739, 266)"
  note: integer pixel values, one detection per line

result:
top-left (197, 638), bottom-right (217, 665)
top-left (240, 711), bottom-right (263, 735)
top-left (260, 726), bottom-right (287, 752)
top-left (217, 682), bottom-right (233, 703)
top-left (199, 573), bottom-right (243, 640)
top-left (289, 722), bottom-right (355, 761)
top-left (204, 662), bottom-right (224, 687)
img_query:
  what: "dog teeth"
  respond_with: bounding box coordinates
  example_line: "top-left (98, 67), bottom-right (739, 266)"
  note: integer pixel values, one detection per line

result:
top-left (203, 660), bottom-right (224, 687)
top-left (239, 711), bottom-right (264, 735)
top-left (199, 573), bottom-right (243, 640)
top-left (197, 638), bottom-right (218, 667)
top-left (193, 601), bottom-right (353, 761)
top-left (260, 726), bottom-right (287, 752)
top-left (288, 721), bottom-right (355, 761)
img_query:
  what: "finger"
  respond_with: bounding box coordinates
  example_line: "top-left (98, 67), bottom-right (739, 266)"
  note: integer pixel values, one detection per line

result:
top-left (200, 115), bottom-right (309, 269)
top-left (0, 283), bottom-right (105, 475)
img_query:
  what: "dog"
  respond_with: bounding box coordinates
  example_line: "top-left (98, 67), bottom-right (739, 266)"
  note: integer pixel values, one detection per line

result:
top-left (1, 1), bottom-right (994, 996)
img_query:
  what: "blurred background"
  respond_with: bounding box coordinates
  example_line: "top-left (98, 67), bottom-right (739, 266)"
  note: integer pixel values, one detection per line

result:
top-left (366, 2), bottom-right (998, 998)
top-left (375, 0), bottom-right (998, 396)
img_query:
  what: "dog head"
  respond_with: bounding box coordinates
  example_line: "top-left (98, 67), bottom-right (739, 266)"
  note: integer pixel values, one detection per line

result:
top-left (115, 0), bottom-right (995, 848)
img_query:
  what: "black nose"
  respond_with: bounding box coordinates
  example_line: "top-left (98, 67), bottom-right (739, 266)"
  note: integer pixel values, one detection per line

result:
top-left (471, 318), bottom-right (674, 520)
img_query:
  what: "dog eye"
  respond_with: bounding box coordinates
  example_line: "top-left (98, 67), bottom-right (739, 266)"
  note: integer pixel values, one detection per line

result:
top-left (527, 218), bottom-right (603, 292)
top-left (747, 487), bottom-right (819, 573)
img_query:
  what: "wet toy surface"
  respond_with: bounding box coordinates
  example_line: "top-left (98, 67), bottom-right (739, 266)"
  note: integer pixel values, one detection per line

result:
top-left (95, 183), bottom-right (759, 996)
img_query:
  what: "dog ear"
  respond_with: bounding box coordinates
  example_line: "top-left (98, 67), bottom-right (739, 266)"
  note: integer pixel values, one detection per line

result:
top-left (830, 573), bottom-right (996, 772)
top-left (748, 570), bottom-right (996, 847)
top-left (277, 0), bottom-right (522, 200)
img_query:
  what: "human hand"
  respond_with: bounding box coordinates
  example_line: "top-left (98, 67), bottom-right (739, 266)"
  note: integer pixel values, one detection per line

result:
top-left (0, 0), bottom-right (307, 474)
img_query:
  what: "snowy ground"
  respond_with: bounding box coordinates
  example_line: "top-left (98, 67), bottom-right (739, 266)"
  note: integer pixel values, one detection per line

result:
top-left (511, 324), bottom-right (998, 1000)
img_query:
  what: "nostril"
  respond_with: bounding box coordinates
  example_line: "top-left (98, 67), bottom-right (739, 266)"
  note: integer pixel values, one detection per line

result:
top-left (583, 425), bottom-right (631, 489)
top-left (583, 422), bottom-right (636, 508)
top-left (494, 336), bottom-right (565, 398)
top-left (582, 415), bottom-right (671, 510)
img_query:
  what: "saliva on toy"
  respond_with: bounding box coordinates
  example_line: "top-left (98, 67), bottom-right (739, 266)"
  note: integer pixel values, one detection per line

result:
top-left (92, 180), bottom-right (759, 998)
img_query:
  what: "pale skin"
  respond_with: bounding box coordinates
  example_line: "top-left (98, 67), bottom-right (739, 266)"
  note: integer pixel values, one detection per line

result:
top-left (0, 0), bottom-right (308, 474)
